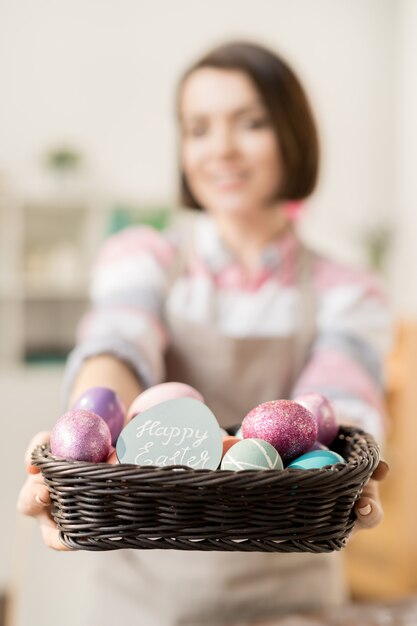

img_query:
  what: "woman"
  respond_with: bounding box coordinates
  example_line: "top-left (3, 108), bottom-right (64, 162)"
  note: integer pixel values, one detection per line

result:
top-left (19, 41), bottom-right (390, 625)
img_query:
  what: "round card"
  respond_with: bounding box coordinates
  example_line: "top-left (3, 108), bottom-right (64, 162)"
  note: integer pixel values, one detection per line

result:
top-left (116, 397), bottom-right (223, 470)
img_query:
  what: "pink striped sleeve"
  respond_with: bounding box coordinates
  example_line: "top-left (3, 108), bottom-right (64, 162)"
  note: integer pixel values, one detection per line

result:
top-left (94, 226), bottom-right (176, 271)
top-left (292, 256), bottom-right (392, 442)
top-left (64, 226), bottom-right (177, 396)
top-left (293, 348), bottom-right (385, 415)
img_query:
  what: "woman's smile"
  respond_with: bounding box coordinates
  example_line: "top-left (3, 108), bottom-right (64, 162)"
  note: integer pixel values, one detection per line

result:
top-left (210, 169), bottom-right (248, 190)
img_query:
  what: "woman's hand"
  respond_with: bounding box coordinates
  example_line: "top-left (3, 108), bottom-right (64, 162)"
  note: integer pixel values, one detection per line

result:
top-left (17, 431), bottom-right (71, 551)
top-left (353, 459), bottom-right (389, 530)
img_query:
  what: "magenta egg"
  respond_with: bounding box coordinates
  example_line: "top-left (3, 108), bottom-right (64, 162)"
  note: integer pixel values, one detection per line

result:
top-left (50, 409), bottom-right (111, 462)
top-left (242, 399), bottom-right (318, 462)
top-left (72, 386), bottom-right (125, 445)
top-left (294, 392), bottom-right (339, 446)
top-left (127, 382), bottom-right (204, 421)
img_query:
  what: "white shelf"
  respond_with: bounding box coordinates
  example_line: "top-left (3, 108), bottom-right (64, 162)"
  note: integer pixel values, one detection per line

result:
top-left (0, 190), bottom-right (109, 366)
top-left (0, 188), bottom-right (170, 367)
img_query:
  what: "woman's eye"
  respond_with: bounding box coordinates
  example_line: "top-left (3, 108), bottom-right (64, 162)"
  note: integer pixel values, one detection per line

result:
top-left (184, 125), bottom-right (207, 138)
top-left (241, 117), bottom-right (269, 129)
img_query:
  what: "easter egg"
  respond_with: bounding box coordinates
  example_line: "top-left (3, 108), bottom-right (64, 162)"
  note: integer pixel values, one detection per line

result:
top-left (127, 382), bottom-right (204, 421)
top-left (117, 397), bottom-right (222, 470)
top-left (308, 441), bottom-right (329, 452)
top-left (72, 386), bottom-right (125, 445)
top-left (50, 409), bottom-right (111, 462)
top-left (222, 435), bottom-right (240, 458)
top-left (242, 400), bottom-right (317, 462)
top-left (293, 392), bottom-right (338, 446)
top-left (288, 449), bottom-right (346, 470)
top-left (221, 438), bottom-right (283, 471)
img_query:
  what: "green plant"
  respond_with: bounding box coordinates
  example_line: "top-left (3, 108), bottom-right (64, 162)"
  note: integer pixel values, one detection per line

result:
top-left (45, 147), bottom-right (82, 171)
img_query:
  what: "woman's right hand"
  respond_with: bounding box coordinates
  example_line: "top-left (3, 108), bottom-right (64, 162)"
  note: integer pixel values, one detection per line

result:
top-left (17, 431), bottom-right (71, 551)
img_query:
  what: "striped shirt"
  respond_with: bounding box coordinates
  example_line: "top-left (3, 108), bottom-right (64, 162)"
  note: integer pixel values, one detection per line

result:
top-left (66, 211), bottom-right (392, 442)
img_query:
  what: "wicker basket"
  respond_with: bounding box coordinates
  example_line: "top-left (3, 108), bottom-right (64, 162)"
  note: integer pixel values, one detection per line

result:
top-left (31, 425), bottom-right (379, 553)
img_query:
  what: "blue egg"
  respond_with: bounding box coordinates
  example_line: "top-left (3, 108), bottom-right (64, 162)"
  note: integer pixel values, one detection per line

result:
top-left (288, 449), bottom-right (346, 470)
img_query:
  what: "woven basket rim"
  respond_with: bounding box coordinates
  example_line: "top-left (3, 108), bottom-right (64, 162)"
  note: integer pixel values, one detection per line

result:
top-left (31, 425), bottom-right (379, 476)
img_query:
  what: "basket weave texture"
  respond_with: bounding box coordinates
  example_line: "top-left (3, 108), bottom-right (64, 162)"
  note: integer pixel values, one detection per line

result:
top-left (31, 425), bottom-right (379, 553)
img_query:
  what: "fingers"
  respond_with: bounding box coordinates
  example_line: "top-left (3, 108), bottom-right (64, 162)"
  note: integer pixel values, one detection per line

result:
top-left (17, 473), bottom-right (51, 516)
top-left (40, 524), bottom-right (66, 551)
top-left (355, 496), bottom-right (383, 529)
top-left (352, 459), bottom-right (389, 534)
top-left (18, 475), bottom-right (71, 551)
top-left (39, 513), bottom-right (71, 551)
top-left (20, 431), bottom-right (73, 551)
top-left (24, 431), bottom-right (50, 474)
top-left (371, 458), bottom-right (390, 482)
top-left (354, 479), bottom-right (383, 529)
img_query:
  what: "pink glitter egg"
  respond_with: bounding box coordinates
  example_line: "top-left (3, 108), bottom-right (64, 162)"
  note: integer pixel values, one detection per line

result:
top-left (50, 409), bottom-right (111, 463)
top-left (294, 392), bottom-right (339, 446)
top-left (127, 382), bottom-right (204, 421)
top-left (242, 400), bottom-right (317, 462)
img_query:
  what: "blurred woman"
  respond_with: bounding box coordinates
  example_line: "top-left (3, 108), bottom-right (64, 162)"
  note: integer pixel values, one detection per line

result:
top-left (19, 41), bottom-right (390, 625)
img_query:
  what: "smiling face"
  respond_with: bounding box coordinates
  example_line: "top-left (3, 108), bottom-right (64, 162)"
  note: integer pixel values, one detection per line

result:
top-left (179, 68), bottom-right (284, 217)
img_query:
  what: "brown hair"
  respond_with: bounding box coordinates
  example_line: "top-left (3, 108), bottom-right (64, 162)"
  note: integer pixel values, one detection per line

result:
top-left (177, 40), bottom-right (320, 209)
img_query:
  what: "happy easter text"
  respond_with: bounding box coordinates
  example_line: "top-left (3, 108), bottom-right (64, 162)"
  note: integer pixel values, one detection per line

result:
top-left (134, 419), bottom-right (211, 468)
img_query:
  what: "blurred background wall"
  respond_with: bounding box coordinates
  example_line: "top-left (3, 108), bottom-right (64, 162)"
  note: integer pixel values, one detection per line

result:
top-left (0, 0), bottom-right (402, 269)
top-left (0, 1), bottom-right (416, 625)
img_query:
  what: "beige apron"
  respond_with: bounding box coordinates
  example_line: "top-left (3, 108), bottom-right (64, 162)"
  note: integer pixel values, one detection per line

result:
top-left (87, 235), bottom-right (348, 626)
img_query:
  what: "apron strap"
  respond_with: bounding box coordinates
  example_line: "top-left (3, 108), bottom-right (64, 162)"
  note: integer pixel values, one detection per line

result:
top-left (166, 214), bottom-right (317, 392)
top-left (166, 210), bottom-right (198, 290)
top-left (292, 244), bottom-right (317, 384)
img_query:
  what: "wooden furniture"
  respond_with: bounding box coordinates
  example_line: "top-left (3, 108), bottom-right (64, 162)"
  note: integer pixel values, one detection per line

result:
top-left (345, 321), bottom-right (417, 599)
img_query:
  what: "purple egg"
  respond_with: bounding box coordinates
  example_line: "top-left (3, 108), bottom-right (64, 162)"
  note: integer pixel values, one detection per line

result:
top-left (242, 399), bottom-right (318, 462)
top-left (50, 409), bottom-right (111, 462)
top-left (294, 392), bottom-right (339, 446)
top-left (72, 386), bottom-right (125, 445)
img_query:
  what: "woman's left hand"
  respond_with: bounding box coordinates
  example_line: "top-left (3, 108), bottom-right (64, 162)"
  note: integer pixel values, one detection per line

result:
top-left (353, 459), bottom-right (389, 530)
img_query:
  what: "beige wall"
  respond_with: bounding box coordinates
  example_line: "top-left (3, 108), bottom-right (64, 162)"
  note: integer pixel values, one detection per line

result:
top-left (0, 0), bottom-right (403, 278)
top-left (389, 0), bottom-right (417, 314)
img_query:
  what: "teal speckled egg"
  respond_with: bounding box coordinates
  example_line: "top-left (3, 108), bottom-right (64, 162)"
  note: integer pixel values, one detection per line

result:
top-left (220, 438), bottom-right (283, 471)
top-left (288, 449), bottom-right (346, 470)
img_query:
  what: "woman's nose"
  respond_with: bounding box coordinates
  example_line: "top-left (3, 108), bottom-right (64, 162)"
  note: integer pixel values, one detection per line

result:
top-left (209, 124), bottom-right (238, 158)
